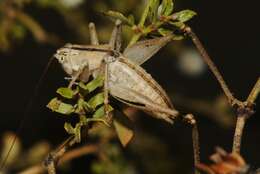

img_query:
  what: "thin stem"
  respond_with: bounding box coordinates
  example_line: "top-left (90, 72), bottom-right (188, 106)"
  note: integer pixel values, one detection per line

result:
top-left (44, 136), bottom-right (75, 174)
top-left (19, 144), bottom-right (98, 174)
top-left (232, 115), bottom-right (246, 153)
top-left (183, 26), bottom-right (243, 107)
top-left (247, 77), bottom-right (260, 104)
top-left (232, 78), bottom-right (259, 153)
top-left (183, 26), bottom-right (259, 154)
top-left (183, 114), bottom-right (200, 174)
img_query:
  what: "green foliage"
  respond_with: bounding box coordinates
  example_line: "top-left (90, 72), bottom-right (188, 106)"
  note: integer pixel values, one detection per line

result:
top-left (47, 75), bottom-right (133, 147)
top-left (173, 10), bottom-right (197, 23)
top-left (93, 105), bottom-right (113, 119)
top-left (79, 75), bottom-right (104, 94)
top-left (47, 98), bottom-right (74, 115)
top-left (103, 11), bottom-right (135, 26)
top-left (88, 93), bottom-right (104, 109)
top-left (104, 0), bottom-right (196, 46)
top-left (158, 0), bottom-right (174, 16)
top-left (56, 87), bottom-right (76, 99)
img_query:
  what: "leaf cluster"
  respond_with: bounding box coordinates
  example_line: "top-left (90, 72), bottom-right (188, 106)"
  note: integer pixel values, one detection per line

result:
top-left (104, 0), bottom-right (196, 46)
top-left (47, 75), bottom-right (134, 146)
top-left (47, 75), bottom-right (112, 143)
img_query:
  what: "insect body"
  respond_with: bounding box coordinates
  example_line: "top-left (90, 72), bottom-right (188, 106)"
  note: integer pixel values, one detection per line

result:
top-left (54, 20), bottom-right (179, 123)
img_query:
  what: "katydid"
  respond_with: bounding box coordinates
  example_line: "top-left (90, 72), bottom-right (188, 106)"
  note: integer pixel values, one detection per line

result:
top-left (54, 20), bottom-right (179, 123)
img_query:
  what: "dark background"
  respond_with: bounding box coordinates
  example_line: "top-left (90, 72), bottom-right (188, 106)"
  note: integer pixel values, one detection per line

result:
top-left (0, 0), bottom-right (259, 173)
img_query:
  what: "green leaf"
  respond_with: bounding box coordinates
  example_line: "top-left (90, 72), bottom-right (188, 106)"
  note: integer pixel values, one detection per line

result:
top-left (11, 24), bottom-right (26, 40)
top-left (158, 0), bottom-right (174, 16)
top-left (172, 34), bottom-right (184, 41)
top-left (47, 98), bottom-right (74, 115)
top-left (74, 123), bottom-right (82, 143)
top-left (88, 92), bottom-right (104, 109)
top-left (75, 98), bottom-right (92, 114)
top-left (64, 122), bottom-right (74, 134)
top-left (148, 0), bottom-right (160, 23)
top-left (46, 98), bottom-right (60, 111)
top-left (57, 102), bottom-right (75, 115)
top-left (103, 11), bottom-right (135, 26)
top-left (158, 28), bottom-right (172, 36)
top-left (169, 21), bottom-right (185, 28)
top-left (93, 105), bottom-right (113, 118)
top-left (79, 115), bottom-right (88, 125)
top-left (113, 111), bottom-right (134, 147)
top-left (79, 75), bottom-right (104, 93)
top-left (56, 87), bottom-right (75, 99)
top-left (64, 122), bottom-right (82, 143)
top-left (127, 14), bottom-right (135, 25)
top-left (174, 10), bottom-right (197, 23)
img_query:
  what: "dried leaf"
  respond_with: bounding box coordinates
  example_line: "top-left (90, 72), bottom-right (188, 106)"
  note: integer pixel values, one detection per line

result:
top-left (197, 148), bottom-right (248, 174)
top-left (113, 111), bottom-right (134, 147)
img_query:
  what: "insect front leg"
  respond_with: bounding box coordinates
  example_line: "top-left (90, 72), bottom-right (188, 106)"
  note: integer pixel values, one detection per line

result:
top-left (102, 20), bottom-right (123, 123)
top-left (68, 62), bottom-right (89, 88)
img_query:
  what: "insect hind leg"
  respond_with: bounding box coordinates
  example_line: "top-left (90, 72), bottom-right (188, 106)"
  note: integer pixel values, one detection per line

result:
top-left (89, 22), bottom-right (99, 45)
top-left (109, 19), bottom-right (122, 52)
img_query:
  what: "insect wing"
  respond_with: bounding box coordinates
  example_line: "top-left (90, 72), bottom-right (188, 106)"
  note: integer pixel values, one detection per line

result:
top-left (123, 35), bottom-right (173, 65)
top-left (108, 57), bottom-right (178, 123)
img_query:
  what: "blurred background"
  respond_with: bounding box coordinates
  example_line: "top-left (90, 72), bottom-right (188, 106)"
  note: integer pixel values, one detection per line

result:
top-left (0, 0), bottom-right (259, 173)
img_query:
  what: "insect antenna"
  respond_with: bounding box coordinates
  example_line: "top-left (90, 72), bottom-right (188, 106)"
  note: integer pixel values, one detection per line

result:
top-left (0, 55), bottom-right (56, 170)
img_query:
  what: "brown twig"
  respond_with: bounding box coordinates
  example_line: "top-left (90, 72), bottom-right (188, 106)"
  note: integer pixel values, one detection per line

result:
top-left (44, 136), bottom-right (75, 174)
top-left (232, 78), bottom-right (259, 153)
top-left (19, 144), bottom-right (98, 174)
top-left (182, 26), bottom-right (258, 154)
top-left (183, 114), bottom-right (200, 174)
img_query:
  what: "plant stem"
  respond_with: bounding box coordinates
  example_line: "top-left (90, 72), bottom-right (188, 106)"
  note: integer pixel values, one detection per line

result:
top-left (183, 114), bottom-right (200, 174)
top-left (232, 78), bottom-right (259, 153)
top-left (184, 26), bottom-right (259, 154)
top-left (232, 115), bottom-right (246, 153)
top-left (183, 26), bottom-right (243, 107)
top-left (247, 78), bottom-right (260, 104)
top-left (20, 144), bottom-right (98, 174)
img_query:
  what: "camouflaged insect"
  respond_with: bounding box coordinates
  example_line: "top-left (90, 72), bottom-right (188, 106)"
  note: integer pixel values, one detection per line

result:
top-left (54, 20), bottom-right (179, 123)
